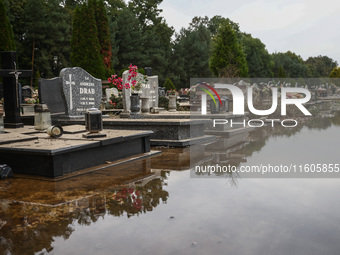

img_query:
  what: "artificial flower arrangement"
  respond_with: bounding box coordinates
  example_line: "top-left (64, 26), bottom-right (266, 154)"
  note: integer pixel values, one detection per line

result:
top-left (108, 64), bottom-right (147, 92)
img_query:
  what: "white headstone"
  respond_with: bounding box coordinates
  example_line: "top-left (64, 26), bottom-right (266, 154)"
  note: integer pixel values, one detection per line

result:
top-left (105, 88), bottom-right (118, 101)
top-left (121, 71), bottom-right (159, 117)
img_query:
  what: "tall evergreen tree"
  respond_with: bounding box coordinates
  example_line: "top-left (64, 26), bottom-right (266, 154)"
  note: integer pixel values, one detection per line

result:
top-left (170, 19), bottom-right (211, 88)
top-left (271, 51), bottom-right (308, 78)
top-left (46, 0), bottom-right (72, 77)
top-left (114, 8), bottom-right (144, 70)
top-left (71, 2), bottom-right (105, 79)
top-left (209, 23), bottom-right (248, 78)
top-left (0, 0), bottom-right (15, 52)
top-left (93, 0), bottom-right (112, 76)
top-left (241, 33), bottom-right (273, 78)
top-left (128, 0), bottom-right (163, 29)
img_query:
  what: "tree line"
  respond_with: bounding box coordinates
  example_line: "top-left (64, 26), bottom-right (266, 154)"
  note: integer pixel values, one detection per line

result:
top-left (1, 0), bottom-right (339, 89)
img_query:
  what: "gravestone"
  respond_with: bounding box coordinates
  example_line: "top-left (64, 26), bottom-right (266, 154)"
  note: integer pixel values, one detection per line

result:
top-left (143, 75), bottom-right (158, 108)
top-left (21, 85), bottom-right (33, 103)
top-left (38, 77), bottom-right (65, 114)
top-left (145, 67), bottom-right (152, 76)
top-left (59, 67), bottom-right (102, 117)
top-left (105, 87), bottom-right (118, 101)
top-left (0, 51), bottom-right (32, 128)
top-left (158, 87), bottom-right (165, 97)
top-left (121, 71), bottom-right (159, 118)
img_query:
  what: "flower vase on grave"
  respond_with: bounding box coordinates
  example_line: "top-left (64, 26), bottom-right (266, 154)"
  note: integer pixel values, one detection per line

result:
top-left (140, 97), bottom-right (150, 114)
top-left (168, 95), bottom-right (177, 112)
top-left (130, 93), bottom-right (141, 113)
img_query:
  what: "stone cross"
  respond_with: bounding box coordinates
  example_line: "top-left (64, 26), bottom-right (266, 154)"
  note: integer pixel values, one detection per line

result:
top-left (66, 74), bottom-right (75, 110)
top-left (0, 51), bottom-right (32, 128)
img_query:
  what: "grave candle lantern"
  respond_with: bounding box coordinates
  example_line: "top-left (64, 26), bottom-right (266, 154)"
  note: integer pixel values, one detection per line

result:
top-left (83, 108), bottom-right (106, 138)
top-left (34, 103), bottom-right (52, 130)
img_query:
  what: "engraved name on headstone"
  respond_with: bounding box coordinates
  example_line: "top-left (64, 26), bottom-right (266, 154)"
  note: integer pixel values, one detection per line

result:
top-left (60, 67), bottom-right (102, 117)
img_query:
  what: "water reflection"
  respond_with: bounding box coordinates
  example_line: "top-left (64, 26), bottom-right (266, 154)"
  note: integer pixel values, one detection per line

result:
top-left (0, 102), bottom-right (340, 255)
top-left (191, 105), bottom-right (340, 178)
top-left (0, 158), bottom-right (170, 255)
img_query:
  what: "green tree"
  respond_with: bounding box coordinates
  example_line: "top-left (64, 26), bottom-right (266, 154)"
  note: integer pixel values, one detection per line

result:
top-left (240, 33), bottom-right (273, 77)
top-left (114, 8), bottom-right (144, 70)
top-left (170, 19), bottom-right (211, 88)
top-left (208, 15), bottom-right (241, 37)
top-left (305, 55), bottom-right (338, 77)
top-left (209, 23), bottom-right (248, 77)
top-left (329, 67), bottom-right (340, 78)
top-left (92, 0), bottom-right (112, 77)
top-left (128, 0), bottom-right (163, 29)
top-left (71, 2), bottom-right (105, 78)
top-left (0, 0), bottom-right (15, 52)
top-left (163, 78), bottom-right (175, 91)
top-left (46, 0), bottom-right (72, 77)
top-left (272, 51), bottom-right (308, 78)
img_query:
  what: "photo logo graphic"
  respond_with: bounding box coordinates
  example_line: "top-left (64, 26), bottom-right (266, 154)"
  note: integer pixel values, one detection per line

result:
top-left (197, 82), bottom-right (222, 115)
top-left (198, 83), bottom-right (312, 116)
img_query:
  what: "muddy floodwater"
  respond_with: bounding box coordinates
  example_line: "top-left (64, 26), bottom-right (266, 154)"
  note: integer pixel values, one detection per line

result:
top-left (1, 113), bottom-right (340, 255)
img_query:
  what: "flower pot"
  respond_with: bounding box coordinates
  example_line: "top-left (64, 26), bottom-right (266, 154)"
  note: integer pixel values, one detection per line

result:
top-left (168, 95), bottom-right (177, 112)
top-left (130, 93), bottom-right (141, 113)
top-left (140, 97), bottom-right (150, 114)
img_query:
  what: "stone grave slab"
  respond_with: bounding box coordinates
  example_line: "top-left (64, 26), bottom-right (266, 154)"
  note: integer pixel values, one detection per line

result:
top-left (59, 67), bottom-right (102, 117)
top-left (0, 126), bottom-right (153, 178)
top-left (0, 132), bottom-right (38, 145)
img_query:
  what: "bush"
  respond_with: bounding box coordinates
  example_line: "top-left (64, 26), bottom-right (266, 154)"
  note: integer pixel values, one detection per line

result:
top-left (164, 78), bottom-right (176, 91)
top-left (158, 96), bottom-right (169, 110)
top-left (106, 94), bottom-right (123, 109)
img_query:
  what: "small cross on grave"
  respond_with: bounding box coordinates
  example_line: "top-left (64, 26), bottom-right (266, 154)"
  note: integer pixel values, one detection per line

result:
top-left (0, 51), bottom-right (32, 128)
top-left (66, 74), bottom-right (75, 110)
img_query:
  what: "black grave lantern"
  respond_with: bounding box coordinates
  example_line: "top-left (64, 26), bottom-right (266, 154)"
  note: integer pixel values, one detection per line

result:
top-left (83, 108), bottom-right (106, 138)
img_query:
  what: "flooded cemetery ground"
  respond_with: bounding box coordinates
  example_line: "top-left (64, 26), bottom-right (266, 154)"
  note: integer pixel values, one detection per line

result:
top-left (1, 108), bottom-right (340, 255)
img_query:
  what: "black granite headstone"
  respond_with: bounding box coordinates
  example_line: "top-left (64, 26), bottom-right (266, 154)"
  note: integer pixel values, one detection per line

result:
top-left (59, 67), bottom-right (102, 117)
top-left (145, 67), bottom-right (152, 76)
top-left (21, 85), bottom-right (32, 103)
top-left (38, 77), bottom-right (65, 114)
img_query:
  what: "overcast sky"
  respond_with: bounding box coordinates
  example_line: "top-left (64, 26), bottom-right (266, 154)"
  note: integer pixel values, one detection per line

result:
top-left (159, 0), bottom-right (340, 64)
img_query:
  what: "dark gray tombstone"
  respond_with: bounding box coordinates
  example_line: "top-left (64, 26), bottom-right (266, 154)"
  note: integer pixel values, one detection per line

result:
top-left (59, 67), bottom-right (102, 117)
top-left (21, 85), bottom-right (32, 103)
top-left (145, 67), bottom-right (152, 76)
top-left (38, 77), bottom-right (65, 114)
